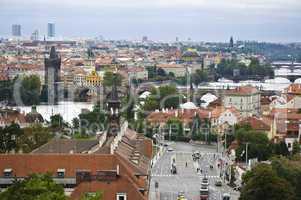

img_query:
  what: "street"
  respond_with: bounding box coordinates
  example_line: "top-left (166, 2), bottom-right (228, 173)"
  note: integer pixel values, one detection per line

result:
top-left (149, 142), bottom-right (240, 200)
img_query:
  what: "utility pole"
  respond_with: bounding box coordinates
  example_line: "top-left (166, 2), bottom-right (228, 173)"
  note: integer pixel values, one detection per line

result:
top-left (245, 142), bottom-right (249, 167)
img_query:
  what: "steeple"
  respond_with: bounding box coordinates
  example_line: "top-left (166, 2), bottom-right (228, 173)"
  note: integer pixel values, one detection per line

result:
top-left (50, 46), bottom-right (58, 59)
top-left (106, 72), bottom-right (121, 136)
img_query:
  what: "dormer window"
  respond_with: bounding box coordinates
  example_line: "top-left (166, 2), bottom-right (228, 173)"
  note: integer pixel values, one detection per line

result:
top-left (3, 168), bottom-right (13, 177)
top-left (57, 169), bottom-right (65, 178)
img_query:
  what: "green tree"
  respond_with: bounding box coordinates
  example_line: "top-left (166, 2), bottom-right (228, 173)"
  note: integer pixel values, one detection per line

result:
top-left (292, 141), bottom-right (300, 155)
top-left (79, 103), bottom-right (107, 134)
top-left (50, 114), bottom-right (64, 129)
top-left (234, 125), bottom-right (272, 161)
top-left (0, 123), bottom-right (23, 153)
top-left (72, 117), bottom-right (80, 129)
top-left (271, 156), bottom-right (301, 199)
top-left (20, 75), bottom-right (41, 106)
top-left (272, 141), bottom-right (290, 156)
top-left (166, 117), bottom-right (183, 140)
top-left (19, 124), bottom-right (52, 153)
top-left (81, 192), bottom-right (103, 200)
top-left (144, 85), bottom-right (181, 111)
top-left (240, 164), bottom-right (296, 200)
top-left (0, 174), bottom-right (66, 200)
top-left (103, 71), bottom-right (122, 87)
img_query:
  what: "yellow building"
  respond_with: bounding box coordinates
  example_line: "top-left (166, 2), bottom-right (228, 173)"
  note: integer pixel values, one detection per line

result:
top-left (85, 70), bottom-right (102, 87)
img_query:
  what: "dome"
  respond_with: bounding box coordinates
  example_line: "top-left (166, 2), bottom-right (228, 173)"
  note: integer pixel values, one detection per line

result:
top-left (201, 93), bottom-right (218, 103)
top-left (180, 102), bottom-right (197, 110)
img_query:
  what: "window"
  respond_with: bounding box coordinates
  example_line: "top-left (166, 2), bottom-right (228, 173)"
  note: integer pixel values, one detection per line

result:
top-left (117, 193), bottom-right (127, 200)
top-left (57, 169), bottom-right (65, 178)
top-left (3, 168), bottom-right (12, 177)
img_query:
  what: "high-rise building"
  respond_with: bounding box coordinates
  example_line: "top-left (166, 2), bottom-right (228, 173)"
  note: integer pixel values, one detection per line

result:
top-left (30, 30), bottom-right (39, 41)
top-left (47, 23), bottom-right (55, 38)
top-left (12, 24), bottom-right (21, 37)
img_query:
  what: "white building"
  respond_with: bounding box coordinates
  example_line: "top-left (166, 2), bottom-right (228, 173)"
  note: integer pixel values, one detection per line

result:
top-left (223, 86), bottom-right (260, 118)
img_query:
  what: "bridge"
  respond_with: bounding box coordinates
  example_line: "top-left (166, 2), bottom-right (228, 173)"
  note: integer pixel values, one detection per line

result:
top-left (272, 62), bottom-right (301, 82)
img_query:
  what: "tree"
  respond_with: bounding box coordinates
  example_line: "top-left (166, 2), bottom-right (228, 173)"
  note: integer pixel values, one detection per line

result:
top-left (271, 156), bottom-right (301, 200)
top-left (19, 124), bottom-right (52, 153)
top-left (240, 164), bottom-right (296, 200)
top-left (103, 71), bottom-right (122, 87)
top-left (50, 114), bottom-right (64, 129)
top-left (81, 192), bottom-right (103, 200)
top-left (20, 75), bottom-right (41, 106)
top-left (79, 103), bottom-right (107, 134)
top-left (272, 141), bottom-right (290, 156)
top-left (234, 125), bottom-right (272, 161)
top-left (157, 68), bottom-right (167, 77)
top-left (165, 117), bottom-right (184, 140)
top-left (72, 117), bottom-right (80, 129)
top-left (143, 85), bottom-right (181, 111)
top-left (292, 141), bottom-right (300, 155)
top-left (0, 174), bottom-right (66, 200)
top-left (0, 123), bottom-right (23, 153)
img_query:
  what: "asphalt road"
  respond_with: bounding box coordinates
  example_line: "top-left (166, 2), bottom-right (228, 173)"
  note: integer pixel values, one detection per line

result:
top-left (149, 142), bottom-right (240, 200)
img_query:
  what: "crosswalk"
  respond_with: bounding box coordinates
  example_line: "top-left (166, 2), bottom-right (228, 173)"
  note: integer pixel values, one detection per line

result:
top-left (152, 174), bottom-right (175, 177)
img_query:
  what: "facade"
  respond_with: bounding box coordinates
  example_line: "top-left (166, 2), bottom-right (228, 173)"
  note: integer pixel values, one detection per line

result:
top-left (157, 63), bottom-right (186, 77)
top-left (127, 67), bottom-right (148, 80)
top-left (47, 23), bottom-right (55, 38)
top-left (223, 86), bottom-right (260, 118)
top-left (11, 24), bottom-right (21, 37)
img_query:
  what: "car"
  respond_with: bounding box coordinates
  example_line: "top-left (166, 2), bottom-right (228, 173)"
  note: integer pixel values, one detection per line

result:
top-left (215, 179), bottom-right (222, 187)
top-left (200, 186), bottom-right (209, 200)
top-left (163, 143), bottom-right (168, 147)
top-left (222, 193), bottom-right (231, 200)
top-left (233, 186), bottom-right (241, 191)
top-left (177, 191), bottom-right (187, 200)
top-left (167, 147), bottom-right (174, 152)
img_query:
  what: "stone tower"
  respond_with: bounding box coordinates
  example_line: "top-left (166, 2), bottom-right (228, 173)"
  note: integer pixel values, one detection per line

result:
top-left (106, 73), bottom-right (121, 136)
top-left (43, 46), bottom-right (61, 104)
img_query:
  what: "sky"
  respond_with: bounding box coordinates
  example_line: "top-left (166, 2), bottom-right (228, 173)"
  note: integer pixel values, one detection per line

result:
top-left (0, 0), bottom-right (301, 42)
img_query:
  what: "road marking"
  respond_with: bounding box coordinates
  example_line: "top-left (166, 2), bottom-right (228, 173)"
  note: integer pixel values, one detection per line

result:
top-left (151, 174), bottom-right (175, 177)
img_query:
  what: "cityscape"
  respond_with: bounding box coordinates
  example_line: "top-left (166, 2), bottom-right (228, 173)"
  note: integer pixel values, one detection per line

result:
top-left (0, 0), bottom-right (301, 200)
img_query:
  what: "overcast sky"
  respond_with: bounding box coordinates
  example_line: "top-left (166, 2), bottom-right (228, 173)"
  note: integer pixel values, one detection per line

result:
top-left (1, 0), bottom-right (301, 42)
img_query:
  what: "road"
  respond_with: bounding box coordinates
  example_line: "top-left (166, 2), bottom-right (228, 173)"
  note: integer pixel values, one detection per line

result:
top-left (149, 142), bottom-right (240, 200)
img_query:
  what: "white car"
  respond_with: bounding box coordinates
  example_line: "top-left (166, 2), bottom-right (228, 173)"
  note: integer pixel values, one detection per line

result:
top-left (167, 147), bottom-right (174, 152)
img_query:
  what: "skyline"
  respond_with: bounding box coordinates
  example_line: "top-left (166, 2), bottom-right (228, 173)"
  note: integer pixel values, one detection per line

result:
top-left (1, 0), bottom-right (301, 42)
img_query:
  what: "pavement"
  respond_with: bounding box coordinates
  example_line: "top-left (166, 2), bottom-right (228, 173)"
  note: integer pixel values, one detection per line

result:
top-left (149, 142), bottom-right (240, 200)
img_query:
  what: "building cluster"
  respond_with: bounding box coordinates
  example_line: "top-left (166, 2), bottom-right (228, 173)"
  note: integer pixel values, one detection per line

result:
top-left (0, 74), bottom-right (153, 200)
top-left (146, 84), bottom-right (301, 152)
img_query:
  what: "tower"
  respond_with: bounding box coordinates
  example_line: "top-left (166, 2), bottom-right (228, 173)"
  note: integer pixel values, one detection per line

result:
top-left (230, 36), bottom-right (234, 48)
top-left (106, 73), bottom-right (121, 136)
top-left (43, 46), bottom-right (61, 104)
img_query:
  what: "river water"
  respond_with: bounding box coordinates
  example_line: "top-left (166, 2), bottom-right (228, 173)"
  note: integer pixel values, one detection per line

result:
top-left (14, 101), bottom-right (94, 123)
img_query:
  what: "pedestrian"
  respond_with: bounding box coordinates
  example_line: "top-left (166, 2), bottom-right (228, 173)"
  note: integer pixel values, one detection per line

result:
top-left (185, 162), bottom-right (188, 167)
